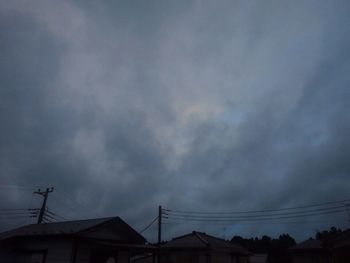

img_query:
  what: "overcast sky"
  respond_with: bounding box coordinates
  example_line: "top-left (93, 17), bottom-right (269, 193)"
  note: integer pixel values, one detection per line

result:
top-left (1, 0), bottom-right (350, 242)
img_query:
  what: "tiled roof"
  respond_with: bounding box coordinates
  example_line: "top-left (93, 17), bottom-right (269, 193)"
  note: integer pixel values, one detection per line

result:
top-left (291, 229), bottom-right (350, 251)
top-left (290, 238), bottom-right (323, 250)
top-left (0, 217), bottom-right (145, 243)
top-left (326, 228), bottom-right (350, 248)
top-left (163, 231), bottom-right (248, 254)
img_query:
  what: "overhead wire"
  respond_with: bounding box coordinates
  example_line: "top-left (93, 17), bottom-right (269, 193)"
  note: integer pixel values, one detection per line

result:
top-left (163, 198), bottom-right (350, 223)
top-left (0, 216), bottom-right (35, 219)
top-left (0, 208), bottom-right (38, 217)
top-left (46, 209), bottom-right (67, 221)
top-left (165, 210), bottom-right (347, 222)
top-left (164, 198), bottom-right (350, 215)
top-left (52, 190), bottom-right (100, 217)
top-left (42, 216), bottom-right (54, 223)
top-left (0, 183), bottom-right (86, 219)
top-left (165, 205), bottom-right (347, 219)
top-left (140, 216), bottom-right (159, 234)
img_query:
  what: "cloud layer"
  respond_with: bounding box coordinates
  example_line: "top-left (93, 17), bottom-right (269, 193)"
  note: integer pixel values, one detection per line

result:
top-left (1, 0), bottom-right (350, 241)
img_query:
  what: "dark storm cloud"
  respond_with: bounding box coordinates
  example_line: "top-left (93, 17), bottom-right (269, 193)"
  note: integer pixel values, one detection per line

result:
top-left (1, 0), bottom-right (350, 242)
top-left (0, 7), bottom-right (92, 217)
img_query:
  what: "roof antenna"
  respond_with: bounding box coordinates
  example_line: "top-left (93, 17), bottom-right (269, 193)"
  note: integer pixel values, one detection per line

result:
top-left (223, 227), bottom-right (227, 240)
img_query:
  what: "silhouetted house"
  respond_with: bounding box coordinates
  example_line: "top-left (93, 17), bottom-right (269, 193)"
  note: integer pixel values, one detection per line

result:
top-left (0, 217), bottom-right (148, 263)
top-left (249, 254), bottom-right (267, 263)
top-left (160, 231), bottom-right (250, 263)
top-left (290, 238), bottom-right (331, 263)
top-left (326, 229), bottom-right (350, 263)
top-left (131, 253), bottom-right (154, 263)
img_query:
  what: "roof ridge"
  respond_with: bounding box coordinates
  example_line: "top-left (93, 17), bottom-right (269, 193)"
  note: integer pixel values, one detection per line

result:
top-left (47, 216), bottom-right (115, 225)
top-left (0, 217), bottom-right (117, 238)
top-left (193, 231), bottom-right (210, 246)
top-left (171, 232), bottom-right (196, 241)
top-left (196, 231), bottom-right (230, 243)
top-left (75, 217), bottom-right (117, 235)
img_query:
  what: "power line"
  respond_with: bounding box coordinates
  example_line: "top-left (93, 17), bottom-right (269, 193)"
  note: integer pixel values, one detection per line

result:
top-left (53, 190), bottom-right (100, 217)
top-left (34, 187), bottom-right (54, 224)
top-left (0, 212), bottom-right (38, 217)
top-left (162, 221), bottom-right (332, 226)
top-left (0, 208), bottom-right (34, 211)
top-left (165, 205), bottom-right (347, 219)
top-left (0, 183), bottom-right (45, 190)
top-left (0, 183), bottom-right (92, 221)
top-left (0, 209), bottom-right (38, 216)
top-left (0, 215), bottom-right (36, 219)
top-left (140, 216), bottom-right (159, 234)
top-left (164, 198), bottom-right (350, 215)
top-left (43, 212), bottom-right (58, 221)
top-left (162, 199), bottom-right (350, 224)
top-left (1, 183), bottom-right (98, 219)
top-left (46, 209), bottom-right (67, 221)
top-left (164, 209), bottom-right (347, 222)
top-left (42, 216), bottom-right (54, 223)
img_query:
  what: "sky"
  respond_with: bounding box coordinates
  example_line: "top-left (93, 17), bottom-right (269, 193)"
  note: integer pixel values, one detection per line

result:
top-left (0, 0), bottom-right (350, 242)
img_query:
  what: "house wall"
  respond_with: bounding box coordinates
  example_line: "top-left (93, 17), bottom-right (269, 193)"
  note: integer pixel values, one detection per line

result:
top-left (238, 255), bottom-right (249, 263)
top-left (211, 254), bottom-right (232, 263)
top-left (1, 238), bottom-right (133, 263)
top-left (211, 254), bottom-right (248, 263)
top-left (166, 251), bottom-right (205, 263)
top-left (291, 253), bottom-right (330, 263)
top-left (74, 241), bottom-right (90, 263)
top-left (173, 252), bottom-right (199, 263)
top-left (210, 254), bottom-right (250, 263)
top-left (0, 245), bottom-right (16, 263)
top-left (85, 243), bottom-right (131, 263)
top-left (249, 254), bottom-right (267, 263)
top-left (15, 238), bottom-right (73, 263)
top-left (119, 251), bottom-right (130, 263)
top-left (164, 251), bottom-right (246, 263)
top-left (332, 247), bottom-right (350, 263)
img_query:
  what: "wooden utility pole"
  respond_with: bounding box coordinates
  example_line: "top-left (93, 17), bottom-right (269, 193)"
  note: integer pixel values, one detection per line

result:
top-left (157, 205), bottom-right (163, 263)
top-left (345, 204), bottom-right (350, 223)
top-left (34, 187), bottom-right (54, 224)
top-left (158, 205), bottom-right (162, 244)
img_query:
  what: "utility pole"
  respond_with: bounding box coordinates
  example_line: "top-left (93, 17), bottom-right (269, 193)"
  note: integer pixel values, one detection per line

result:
top-left (157, 205), bottom-right (162, 263)
top-left (34, 187), bottom-right (54, 224)
top-left (344, 204), bottom-right (350, 223)
top-left (158, 205), bottom-right (162, 244)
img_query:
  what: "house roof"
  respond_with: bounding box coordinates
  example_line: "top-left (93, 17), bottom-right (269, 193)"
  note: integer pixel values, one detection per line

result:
top-left (0, 217), bottom-right (145, 244)
top-left (163, 231), bottom-right (248, 254)
top-left (290, 238), bottom-right (324, 250)
top-left (290, 229), bottom-right (350, 251)
top-left (326, 228), bottom-right (350, 248)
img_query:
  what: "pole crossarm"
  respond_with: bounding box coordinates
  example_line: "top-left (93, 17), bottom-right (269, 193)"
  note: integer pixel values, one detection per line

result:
top-left (33, 187), bottom-right (54, 224)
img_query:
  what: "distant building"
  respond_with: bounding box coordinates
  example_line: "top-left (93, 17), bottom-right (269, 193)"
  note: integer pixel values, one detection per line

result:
top-left (326, 229), bottom-right (350, 263)
top-left (0, 217), bottom-right (149, 263)
top-left (290, 238), bottom-right (331, 263)
top-left (160, 231), bottom-right (250, 263)
top-left (290, 231), bottom-right (350, 263)
top-left (249, 254), bottom-right (267, 263)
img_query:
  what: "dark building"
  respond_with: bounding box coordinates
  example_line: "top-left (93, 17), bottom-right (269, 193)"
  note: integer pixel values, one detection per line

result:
top-left (0, 217), bottom-right (148, 263)
top-left (290, 238), bottom-right (331, 263)
top-left (290, 230), bottom-right (350, 263)
top-left (160, 231), bottom-right (250, 263)
top-left (326, 229), bottom-right (350, 263)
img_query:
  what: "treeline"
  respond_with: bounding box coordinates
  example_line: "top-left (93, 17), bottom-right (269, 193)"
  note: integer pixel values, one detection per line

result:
top-left (315, 226), bottom-right (343, 241)
top-left (231, 234), bottom-right (295, 263)
top-left (231, 226), bottom-right (343, 263)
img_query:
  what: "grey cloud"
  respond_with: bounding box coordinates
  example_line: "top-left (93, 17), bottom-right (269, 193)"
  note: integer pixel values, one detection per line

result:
top-left (1, 0), bottom-right (350, 242)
